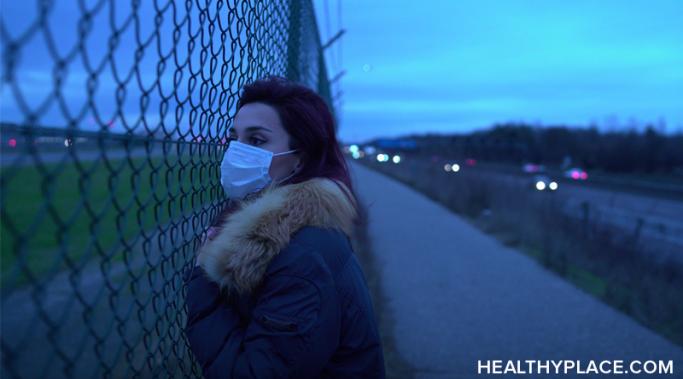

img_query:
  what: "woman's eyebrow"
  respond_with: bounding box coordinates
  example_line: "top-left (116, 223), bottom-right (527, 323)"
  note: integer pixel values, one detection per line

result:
top-left (231, 125), bottom-right (273, 134)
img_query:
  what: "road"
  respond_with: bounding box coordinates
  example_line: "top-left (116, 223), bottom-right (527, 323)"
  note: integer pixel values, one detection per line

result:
top-left (348, 161), bottom-right (683, 379)
top-left (464, 163), bottom-right (683, 255)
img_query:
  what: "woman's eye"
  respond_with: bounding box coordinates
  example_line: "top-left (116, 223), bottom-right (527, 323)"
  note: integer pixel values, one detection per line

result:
top-left (250, 137), bottom-right (265, 146)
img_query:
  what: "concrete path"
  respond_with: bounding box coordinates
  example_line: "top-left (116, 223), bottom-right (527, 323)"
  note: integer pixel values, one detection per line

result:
top-left (348, 162), bottom-right (683, 379)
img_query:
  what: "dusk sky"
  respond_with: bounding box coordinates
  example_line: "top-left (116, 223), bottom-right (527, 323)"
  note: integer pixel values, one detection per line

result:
top-left (314, 0), bottom-right (683, 143)
top-left (2, 1), bottom-right (681, 145)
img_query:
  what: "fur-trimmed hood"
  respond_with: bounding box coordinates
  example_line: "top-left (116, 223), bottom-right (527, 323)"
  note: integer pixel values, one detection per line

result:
top-left (196, 177), bottom-right (358, 295)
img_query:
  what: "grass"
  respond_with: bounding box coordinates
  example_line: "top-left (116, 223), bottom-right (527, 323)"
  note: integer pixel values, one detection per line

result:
top-left (566, 263), bottom-right (608, 298)
top-left (0, 151), bottom-right (222, 289)
top-left (359, 154), bottom-right (683, 348)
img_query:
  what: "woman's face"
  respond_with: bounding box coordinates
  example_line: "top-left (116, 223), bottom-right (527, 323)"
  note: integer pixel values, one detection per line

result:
top-left (231, 102), bottom-right (301, 183)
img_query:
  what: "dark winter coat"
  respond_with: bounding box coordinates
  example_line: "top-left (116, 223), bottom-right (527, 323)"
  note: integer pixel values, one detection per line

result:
top-left (183, 177), bottom-right (386, 378)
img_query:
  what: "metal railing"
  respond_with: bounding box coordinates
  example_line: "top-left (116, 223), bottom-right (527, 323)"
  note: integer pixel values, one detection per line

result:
top-left (0, 0), bottom-right (336, 377)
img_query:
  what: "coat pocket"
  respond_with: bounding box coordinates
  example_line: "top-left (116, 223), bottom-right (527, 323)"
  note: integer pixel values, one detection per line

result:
top-left (257, 312), bottom-right (299, 332)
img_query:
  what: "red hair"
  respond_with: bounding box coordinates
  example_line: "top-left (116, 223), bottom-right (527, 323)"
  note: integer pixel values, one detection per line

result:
top-left (236, 75), bottom-right (354, 193)
top-left (208, 75), bottom-right (357, 231)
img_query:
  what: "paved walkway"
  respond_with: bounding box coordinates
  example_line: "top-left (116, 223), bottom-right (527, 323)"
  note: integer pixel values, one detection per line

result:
top-left (348, 162), bottom-right (683, 379)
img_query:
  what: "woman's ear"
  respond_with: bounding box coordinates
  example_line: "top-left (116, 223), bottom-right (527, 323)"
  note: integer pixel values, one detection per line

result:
top-left (292, 161), bottom-right (302, 174)
top-left (294, 152), bottom-right (305, 171)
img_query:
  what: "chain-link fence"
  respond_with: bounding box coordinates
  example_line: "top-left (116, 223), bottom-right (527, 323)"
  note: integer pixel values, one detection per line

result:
top-left (0, 0), bottom-right (336, 377)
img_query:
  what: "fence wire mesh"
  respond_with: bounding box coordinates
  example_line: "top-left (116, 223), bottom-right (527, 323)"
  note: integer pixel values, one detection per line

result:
top-left (0, 0), bottom-right (335, 377)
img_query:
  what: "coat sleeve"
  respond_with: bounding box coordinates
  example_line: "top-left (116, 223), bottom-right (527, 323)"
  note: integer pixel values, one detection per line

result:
top-left (183, 261), bottom-right (341, 379)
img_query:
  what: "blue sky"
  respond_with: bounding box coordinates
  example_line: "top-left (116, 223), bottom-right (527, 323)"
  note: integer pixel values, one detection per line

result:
top-left (2, 1), bottom-right (681, 144)
top-left (315, 0), bottom-right (683, 143)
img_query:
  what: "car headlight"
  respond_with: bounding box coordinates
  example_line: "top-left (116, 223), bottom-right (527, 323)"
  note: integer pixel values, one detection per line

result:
top-left (535, 181), bottom-right (546, 191)
top-left (549, 181), bottom-right (558, 191)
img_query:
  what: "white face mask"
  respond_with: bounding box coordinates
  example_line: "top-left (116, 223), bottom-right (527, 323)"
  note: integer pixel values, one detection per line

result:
top-left (220, 140), bottom-right (300, 200)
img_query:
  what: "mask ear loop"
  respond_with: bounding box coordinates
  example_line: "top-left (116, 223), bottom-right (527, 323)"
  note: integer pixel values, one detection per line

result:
top-left (275, 167), bottom-right (298, 185)
top-left (272, 148), bottom-right (299, 157)
top-left (273, 150), bottom-right (301, 185)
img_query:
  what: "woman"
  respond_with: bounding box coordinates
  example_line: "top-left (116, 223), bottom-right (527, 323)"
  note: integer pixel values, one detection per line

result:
top-left (183, 75), bottom-right (386, 378)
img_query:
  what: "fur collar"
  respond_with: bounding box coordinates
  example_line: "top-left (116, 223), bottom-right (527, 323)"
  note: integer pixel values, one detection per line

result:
top-left (196, 177), bottom-right (358, 295)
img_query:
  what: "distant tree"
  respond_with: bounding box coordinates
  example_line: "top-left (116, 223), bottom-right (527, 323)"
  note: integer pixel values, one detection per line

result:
top-left (396, 122), bottom-right (683, 173)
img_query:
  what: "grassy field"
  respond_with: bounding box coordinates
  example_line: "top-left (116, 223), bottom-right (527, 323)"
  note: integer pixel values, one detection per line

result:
top-left (359, 155), bottom-right (683, 348)
top-left (0, 153), bottom-right (221, 289)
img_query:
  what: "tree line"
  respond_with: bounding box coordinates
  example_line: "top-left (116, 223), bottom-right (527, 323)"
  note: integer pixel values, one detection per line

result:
top-left (401, 123), bottom-right (683, 174)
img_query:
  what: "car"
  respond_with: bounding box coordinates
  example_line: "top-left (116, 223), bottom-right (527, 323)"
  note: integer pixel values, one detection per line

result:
top-left (522, 163), bottom-right (546, 174)
top-left (530, 174), bottom-right (559, 192)
top-left (564, 167), bottom-right (588, 181)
